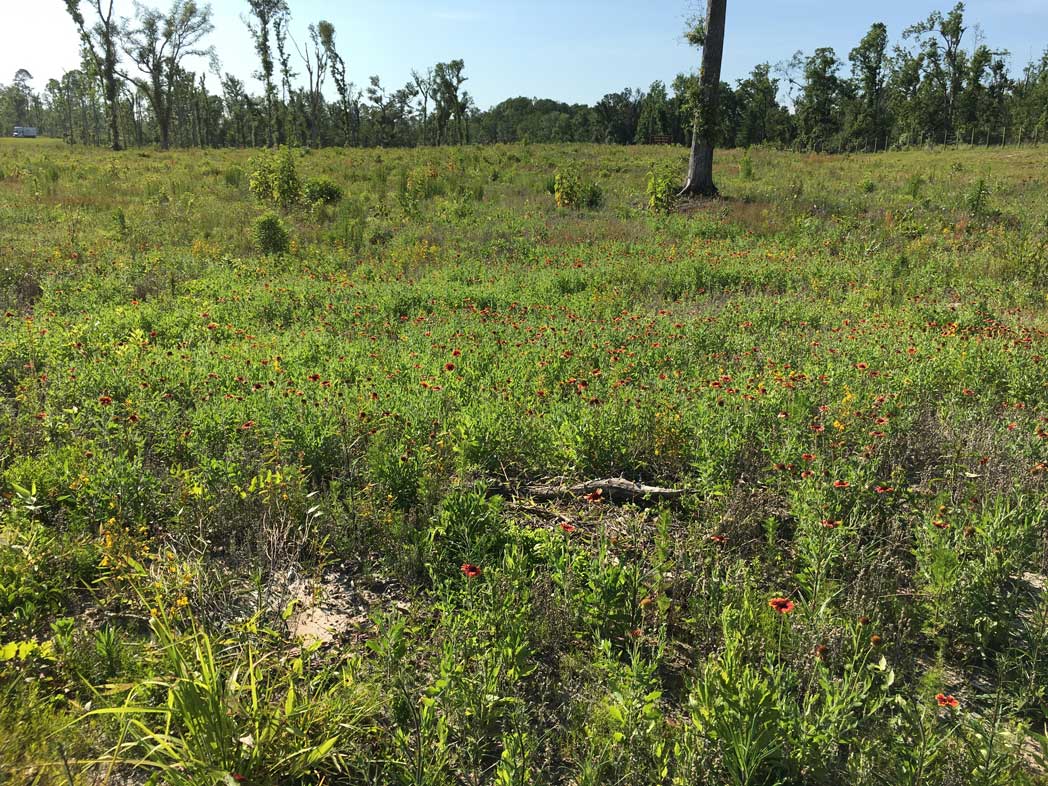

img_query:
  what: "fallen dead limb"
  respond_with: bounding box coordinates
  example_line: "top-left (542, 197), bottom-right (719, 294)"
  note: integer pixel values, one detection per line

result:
top-left (510, 477), bottom-right (690, 505)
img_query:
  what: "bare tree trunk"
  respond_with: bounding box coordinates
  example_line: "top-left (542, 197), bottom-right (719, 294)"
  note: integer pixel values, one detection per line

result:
top-left (681, 0), bottom-right (727, 197)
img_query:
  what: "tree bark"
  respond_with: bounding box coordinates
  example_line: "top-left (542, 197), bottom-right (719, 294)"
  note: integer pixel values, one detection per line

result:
top-left (681, 0), bottom-right (727, 197)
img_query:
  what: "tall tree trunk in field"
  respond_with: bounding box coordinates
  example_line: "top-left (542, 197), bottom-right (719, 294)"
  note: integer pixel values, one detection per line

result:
top-left (681, 0), bottom-right (727, 197)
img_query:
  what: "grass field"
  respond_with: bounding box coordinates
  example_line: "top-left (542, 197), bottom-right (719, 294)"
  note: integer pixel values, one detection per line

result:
top-left (1, 137), bottom-right (1047, 785)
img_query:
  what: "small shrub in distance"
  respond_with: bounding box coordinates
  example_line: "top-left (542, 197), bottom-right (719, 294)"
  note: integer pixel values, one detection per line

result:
top-left (553, 165), bottom-right (603, 210)
top-left (739, 149), bottom-right (754, 180)
top-left (582, 181), bottom-right (604, 208)
top-left (249, 146), bottom-right (301, 211)
top-left (248, 155), bottom-right (274, 203)
top-left (965, 178), bottom-right (991, 217)
top-left (554, 167), bottom-right (581, 209)
top-left (304, 177), bottom-right (343, 206)
top-left (273, 146), bottom-right (302, 210)
top-left (902, 174), bottom-right (924, 199)
top-left (647, 165), bottom-right (676, 214)
top-left (253, 212), bottom-right (290, 255)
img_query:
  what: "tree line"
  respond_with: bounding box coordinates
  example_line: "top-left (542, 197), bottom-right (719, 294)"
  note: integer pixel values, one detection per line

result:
top-left (0, 1), bottom-right (1045, 151)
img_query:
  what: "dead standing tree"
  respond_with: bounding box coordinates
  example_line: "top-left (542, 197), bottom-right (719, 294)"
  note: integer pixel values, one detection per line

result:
top-left (63, 0), bottom-right (123, 150)
top-left (681, 0), bottom-right (727, 197)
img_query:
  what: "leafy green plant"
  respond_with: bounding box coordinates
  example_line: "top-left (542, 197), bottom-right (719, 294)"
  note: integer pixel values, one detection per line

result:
top-left (249, 146), bottom-right (301, 211)
top-left (554, 164), bottom-right (602, 210)
top-left (876, 695), bottom-right (961, 786)
top-left (80, 608), bottom-right (377, 786)
top-left (739, 149), bottom-right (754, 180)
top-left (966, 177), bottom-right (991, 217)
top-left (647, 165), bottom-right (676, 213)
top-left (252, 211), bottom-right (290, 254)
top-left (303, 177), bottom-right (343, 206)
top-left (902, 173), bottom-right (924, 199)
top-left (688, 629), bottom-right (785, 786)
top-left (426, 485), bottom-right (505, 582)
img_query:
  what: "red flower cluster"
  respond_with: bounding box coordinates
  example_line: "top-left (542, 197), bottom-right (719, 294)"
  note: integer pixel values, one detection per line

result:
top-left (936, 693), bottom-right (960, 708)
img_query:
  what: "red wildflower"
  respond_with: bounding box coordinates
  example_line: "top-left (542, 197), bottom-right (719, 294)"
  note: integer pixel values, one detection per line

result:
top-left (709, 534), bottom-right (728, 544)
top-left (98, 395), bottom-right (113, 406)
top-left (240, 421), bottom-right (255, 430)
top-left (559, 521), bottom-right (576, 534)
top-left (583, 488), bottom-right (603, 503)
top-left (821, 519), bottom-right (842, 529)
top-left (874, 485), bottom-right (894, 494)
top-left (444, 362), bottom-right (455, 372)
top-left (769, 597), bottom-right (795, 614)
top-left (833, 480), bottom-right (850, 488)
top-left (936, 693), bottom-right (959, 709)
top-left (460, 563), bottom-right (481, 579)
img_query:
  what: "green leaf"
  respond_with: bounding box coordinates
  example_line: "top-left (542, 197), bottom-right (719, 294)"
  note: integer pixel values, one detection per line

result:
top-left (304, 736), bottom-right (337, 764)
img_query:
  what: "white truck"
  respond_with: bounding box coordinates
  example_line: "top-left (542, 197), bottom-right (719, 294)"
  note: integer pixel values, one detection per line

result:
top-left (13, 127), bottom-right (39, 138)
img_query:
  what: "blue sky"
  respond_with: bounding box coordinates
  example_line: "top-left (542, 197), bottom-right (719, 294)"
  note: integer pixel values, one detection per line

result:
top-left (3, 1), bottom-right (1046, 108)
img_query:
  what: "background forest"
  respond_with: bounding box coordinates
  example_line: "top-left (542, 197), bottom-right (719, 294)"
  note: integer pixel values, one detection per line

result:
top-left (1, 1), bottom-right (1046, 152)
